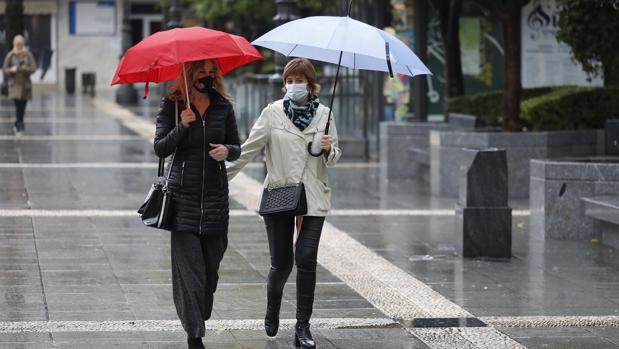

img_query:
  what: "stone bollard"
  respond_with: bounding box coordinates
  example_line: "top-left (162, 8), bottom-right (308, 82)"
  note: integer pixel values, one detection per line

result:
top-left (455, 148), bottom-right (512, 258)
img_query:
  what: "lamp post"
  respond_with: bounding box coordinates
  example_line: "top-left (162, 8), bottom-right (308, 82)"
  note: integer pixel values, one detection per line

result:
top-left (167, 0), bottom-right (182, 29)
top-left (413, 0), bottom-right (428, 121)
top-left (115, 0), bottom-right (138, 105)
top-left (268, 0), bottom-right (299, 102)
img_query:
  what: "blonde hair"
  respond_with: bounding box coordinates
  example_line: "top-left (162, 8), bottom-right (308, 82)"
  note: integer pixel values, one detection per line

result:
top-left (11, 35), bottom-right (27, 54)
top-left (282, 58), bottom-right (321, 95)
top-left (168, 59), bottom-right (231, 103)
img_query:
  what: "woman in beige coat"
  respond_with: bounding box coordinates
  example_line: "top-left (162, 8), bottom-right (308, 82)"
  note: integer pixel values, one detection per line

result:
top-left (227, 58), bottom-right (341, 349)
top-left (2, 35), bottom-right (36, 134)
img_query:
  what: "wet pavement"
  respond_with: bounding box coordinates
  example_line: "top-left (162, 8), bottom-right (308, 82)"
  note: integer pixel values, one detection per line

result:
top-left (1, 92), bottom-right (619, 348)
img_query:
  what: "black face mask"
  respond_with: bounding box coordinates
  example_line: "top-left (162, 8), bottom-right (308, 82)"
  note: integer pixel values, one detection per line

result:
top-left (194, 76), bottom-right (215, 94)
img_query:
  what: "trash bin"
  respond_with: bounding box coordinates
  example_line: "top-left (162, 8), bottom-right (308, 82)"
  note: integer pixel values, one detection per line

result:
top-left (65, 67), bottom-right (76, 94)
top-left (81, 72), bottom-right (96, 96)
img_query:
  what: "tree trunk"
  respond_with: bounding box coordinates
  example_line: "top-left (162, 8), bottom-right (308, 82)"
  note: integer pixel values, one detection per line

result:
top-left (438, 0), bottom-right (464, 121)
top-left (5, 0), bottom-right (25, 52)
top-left (501, 3), bottom-right (523, 132)
top-left (446, 0), bottom-right (464, 98)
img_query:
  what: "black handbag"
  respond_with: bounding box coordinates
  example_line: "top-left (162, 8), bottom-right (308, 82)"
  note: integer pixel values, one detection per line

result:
top-left (137, 102), bottom-right (178, 230)
top-left (258, 183), bottom-right (307, 216)
top-left (258, 152), bottom-right (309, 217)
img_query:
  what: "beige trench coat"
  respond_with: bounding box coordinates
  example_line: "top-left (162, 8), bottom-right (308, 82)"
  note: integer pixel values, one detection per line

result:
top-left (3, 50), bottom-right (36, 100)
top-left (227, 99), bottom-right (342, 216)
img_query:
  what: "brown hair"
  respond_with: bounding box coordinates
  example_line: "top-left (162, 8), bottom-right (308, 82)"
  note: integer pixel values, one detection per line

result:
top-left (168, 59), bottom-right (231, 103)
top-left (282, 58), bottom-right (321, 95)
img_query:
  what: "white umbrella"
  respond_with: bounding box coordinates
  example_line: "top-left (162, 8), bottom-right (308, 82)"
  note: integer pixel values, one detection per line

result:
top-left (254, 16), bottom-right (431, 77)
top-left (253, 7), bottom-right (431, 156)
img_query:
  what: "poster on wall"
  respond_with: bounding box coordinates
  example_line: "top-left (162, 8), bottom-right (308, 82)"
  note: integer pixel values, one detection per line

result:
top-left (69, 1), bottom-right (116, 35)
top-left (521, 0), bottom-right (603, 87)
top-left (0, 15), bottom-right (56, 84)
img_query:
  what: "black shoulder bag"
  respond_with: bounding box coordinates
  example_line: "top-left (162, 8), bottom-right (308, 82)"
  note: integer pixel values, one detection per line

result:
top-left (258, 150), bottom-right (309, 217)
top-left (137, 101), bottom-right (179, 230)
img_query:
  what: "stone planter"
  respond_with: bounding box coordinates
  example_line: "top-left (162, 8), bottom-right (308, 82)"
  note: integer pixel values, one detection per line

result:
top-left (530, 157), bottom-right (619, 240)
top-left (379, 114), bottom-right (479, 182)
top-left (430, 130), bottom-right (605, 199)
top-left (380, 122), bottom-right (451, 182)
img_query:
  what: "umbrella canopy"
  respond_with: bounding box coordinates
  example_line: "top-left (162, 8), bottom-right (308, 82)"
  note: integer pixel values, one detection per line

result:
top-left (111, 27), bottom-right (262, 87)
top-left (252, 16), bottom-right (431, 77)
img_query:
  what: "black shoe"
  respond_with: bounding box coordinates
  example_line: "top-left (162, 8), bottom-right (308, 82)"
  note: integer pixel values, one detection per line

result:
top-left (13, 124), bottom-right (21, 136)
top-left (187, 337), bottom-right (205, 349)
top-left (264, 296), bottom-right (281, 337)
top-left (294, 322), bottom-right (316, 349)
top-left (265, 311), bottom-right (280, 337)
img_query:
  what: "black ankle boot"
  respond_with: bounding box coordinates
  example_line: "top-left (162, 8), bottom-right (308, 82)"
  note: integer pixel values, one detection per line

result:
top-left (294, 321), bottom-right (315, 348)
top-left (264, 295), bottom-right (282, 337)
top-left (187, 337), bottom-right (205, 349)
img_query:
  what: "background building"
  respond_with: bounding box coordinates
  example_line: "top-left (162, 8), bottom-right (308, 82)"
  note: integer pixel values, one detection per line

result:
top-left (0, 0), bottom-right (163, 92)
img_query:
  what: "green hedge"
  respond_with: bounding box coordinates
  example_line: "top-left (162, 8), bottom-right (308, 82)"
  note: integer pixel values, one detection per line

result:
top-left (521, 87), bottom-right (619, 131)
top-left (447, 91), bottom-right (503, 126)
top-left (447, 86), bottom-right (569, 127)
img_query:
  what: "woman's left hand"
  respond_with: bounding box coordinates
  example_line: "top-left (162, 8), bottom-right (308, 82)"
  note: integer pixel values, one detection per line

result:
top-left (209, 143), bottom-right (229, 161)
top-left (320, 134), bottom-right (332, 152)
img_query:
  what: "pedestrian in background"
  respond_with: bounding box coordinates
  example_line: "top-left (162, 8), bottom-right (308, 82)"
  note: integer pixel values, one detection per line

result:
top-left (2, 34), bottom-right (36, 135)
top-left (153, 59), bottom-right (241, 349)
top-left (227, 58), bottom-right (342, 349)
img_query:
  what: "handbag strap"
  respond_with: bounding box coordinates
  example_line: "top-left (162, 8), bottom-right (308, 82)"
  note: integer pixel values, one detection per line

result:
top-left (157, 100), bottom-right (180, 179)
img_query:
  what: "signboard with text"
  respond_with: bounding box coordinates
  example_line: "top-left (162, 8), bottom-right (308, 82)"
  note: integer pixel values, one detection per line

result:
top-left (521, 0), bottom-right (602, 87)
top-left (69, 1), bottom-right (116, 36)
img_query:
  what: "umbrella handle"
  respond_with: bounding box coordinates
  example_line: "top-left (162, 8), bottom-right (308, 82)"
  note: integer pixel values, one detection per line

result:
top-left (182, 63), bottom-right (190, 106)
top-left (308, 142), bottom-right (324, 157)
top-left (307, 51), bottom-right (341, 157)
top-left (308, 50), bottom-right (341, 157)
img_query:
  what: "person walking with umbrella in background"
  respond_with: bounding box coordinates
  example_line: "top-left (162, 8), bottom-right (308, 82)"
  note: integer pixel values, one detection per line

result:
top-left (112, 27), bottom-right (262, 349)
top-left (3, 34), bottom-right (36, 135)
top-left (227, 58), bottom-right (342, 349)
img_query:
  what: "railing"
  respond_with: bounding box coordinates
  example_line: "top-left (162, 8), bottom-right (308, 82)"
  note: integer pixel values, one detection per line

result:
top-left (227, 74), bottom-right (271, 139)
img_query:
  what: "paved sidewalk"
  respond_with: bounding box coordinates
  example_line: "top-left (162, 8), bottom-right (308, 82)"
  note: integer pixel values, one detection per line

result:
top-left (1, 93), bottom-right (619, 348)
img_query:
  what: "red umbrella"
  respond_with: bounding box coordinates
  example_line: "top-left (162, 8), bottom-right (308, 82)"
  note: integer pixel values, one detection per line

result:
top-left (111, 26), bottom-right (262, 99)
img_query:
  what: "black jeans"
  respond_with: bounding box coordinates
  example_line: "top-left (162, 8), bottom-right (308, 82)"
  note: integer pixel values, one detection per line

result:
top-left (264, 215), bottom-right (325, 323)
top-left (171, 231), bottom-right (228, 338)
top-left (13, 99), bottom-right (27, 130)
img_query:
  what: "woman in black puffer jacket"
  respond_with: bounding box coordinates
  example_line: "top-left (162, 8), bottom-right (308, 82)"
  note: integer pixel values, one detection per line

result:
top-left (153, 59), bottom-right (240, 349)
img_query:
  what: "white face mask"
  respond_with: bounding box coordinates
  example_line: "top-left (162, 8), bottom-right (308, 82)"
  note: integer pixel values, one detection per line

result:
top-left (285, 83), bottom-right (309, 103)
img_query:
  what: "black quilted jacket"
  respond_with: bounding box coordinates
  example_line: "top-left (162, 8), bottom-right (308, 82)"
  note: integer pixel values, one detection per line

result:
top-left (153, 91), bottom-right (241, 235)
